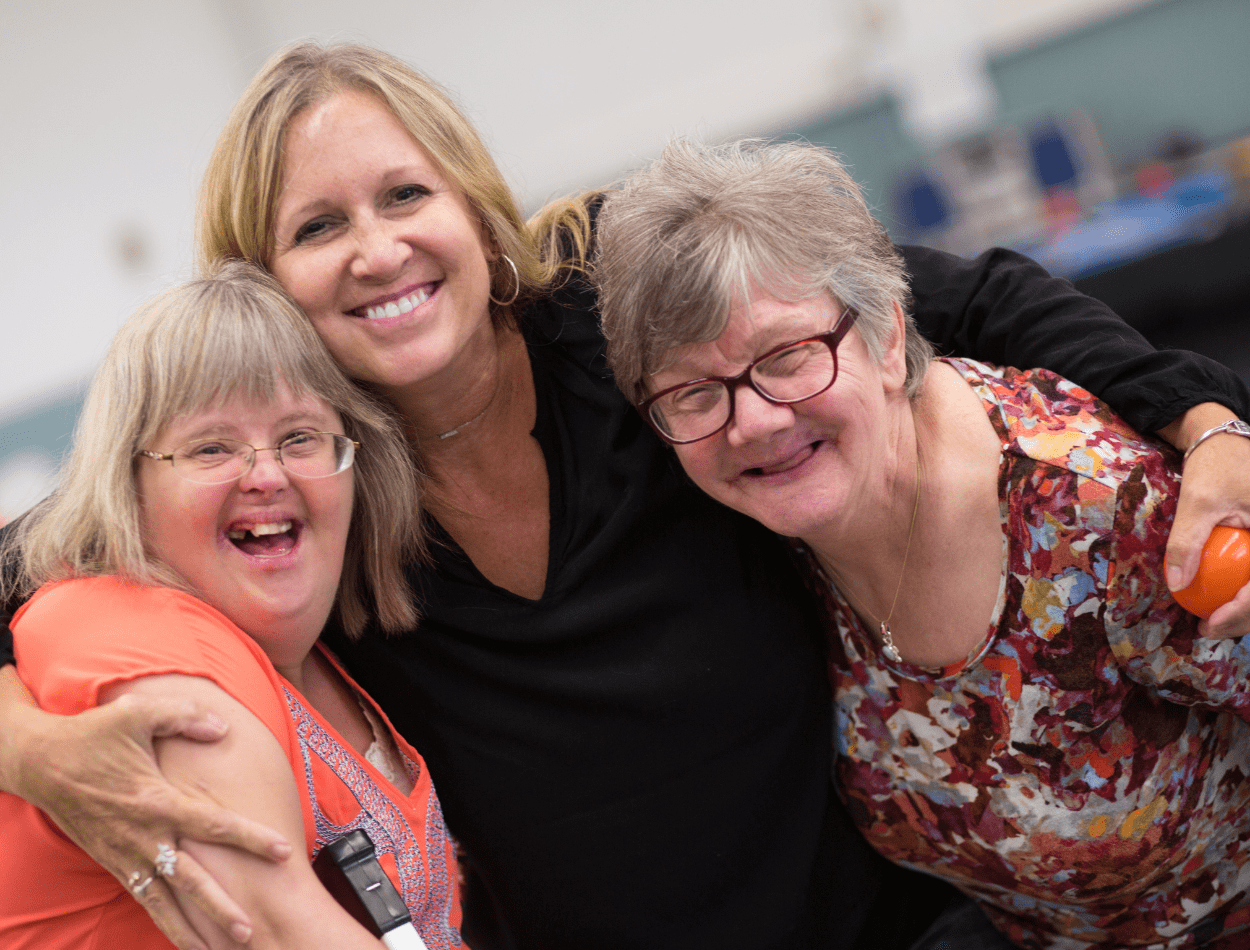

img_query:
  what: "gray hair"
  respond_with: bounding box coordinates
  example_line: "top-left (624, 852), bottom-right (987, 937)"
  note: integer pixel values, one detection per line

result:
top-left (593, 138), bottom-right (933, 404)
top-left (6, 260), bottom-right (422, 638)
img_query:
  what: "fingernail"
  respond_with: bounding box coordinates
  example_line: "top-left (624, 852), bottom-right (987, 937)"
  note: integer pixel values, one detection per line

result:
top-left (271, 841), bottom-right (293, 859)
top-left (204, 712), bottom-right (228, 731)
top-left (231, 922), bottom-right (253, 942)
top-left (1166, 566), bottom-right (1182, 590)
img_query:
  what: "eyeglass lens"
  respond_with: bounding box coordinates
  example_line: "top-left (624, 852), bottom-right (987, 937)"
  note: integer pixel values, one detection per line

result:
top-left (171, 433), bottom-right (354, 484)
top-left (650, 339), bottom-right (837, 442)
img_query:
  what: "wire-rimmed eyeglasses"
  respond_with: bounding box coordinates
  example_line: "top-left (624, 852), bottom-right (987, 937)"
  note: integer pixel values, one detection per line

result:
top-left (640, 307), bottom-right (859, 445)
top-left (137, 432), bottom-right (358, 485)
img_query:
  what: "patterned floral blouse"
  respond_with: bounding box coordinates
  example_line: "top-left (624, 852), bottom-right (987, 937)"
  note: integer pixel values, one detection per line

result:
top-left (800, 359), bottom-right (1250, 950)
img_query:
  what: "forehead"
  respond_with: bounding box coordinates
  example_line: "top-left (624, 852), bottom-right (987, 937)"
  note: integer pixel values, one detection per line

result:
top-left (158, 385), bottom-right (340, 441)
top-left (656, 291), bottom-right (842, 379)
top-left (280, 88), bottom-right (443, 193)
top-left (726, 292), bottom-right (839, 339)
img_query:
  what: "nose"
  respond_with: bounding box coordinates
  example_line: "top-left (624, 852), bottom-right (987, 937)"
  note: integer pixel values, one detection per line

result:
top-left (349, 216), bottom-right (412, 281)
top-left (236, 447), bottom-right (290, 494)
top-left (725, 383), bottom-right (795, 447)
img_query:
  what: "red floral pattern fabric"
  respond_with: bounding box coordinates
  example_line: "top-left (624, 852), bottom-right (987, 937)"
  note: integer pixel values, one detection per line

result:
top-left (801, 359), bottom-right (1250, 949)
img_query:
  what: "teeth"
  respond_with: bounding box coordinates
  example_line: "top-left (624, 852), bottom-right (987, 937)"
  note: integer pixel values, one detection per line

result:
top-left (228, 520), bottom-right (292, 540)
top-left (363, 287), bottom-right (431, 320)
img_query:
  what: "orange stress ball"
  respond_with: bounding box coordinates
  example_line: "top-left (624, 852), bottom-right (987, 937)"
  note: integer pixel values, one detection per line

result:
top-left (1168, 526), bottom-right (1250, 619)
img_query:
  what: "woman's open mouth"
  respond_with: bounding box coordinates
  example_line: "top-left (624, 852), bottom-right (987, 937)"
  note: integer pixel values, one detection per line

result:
top-left (352, 283), bottom-right (436, 320)
top-left (226, 520), bottom-right (299, 558)
top-left (744, 442), bottom-right (819, 477)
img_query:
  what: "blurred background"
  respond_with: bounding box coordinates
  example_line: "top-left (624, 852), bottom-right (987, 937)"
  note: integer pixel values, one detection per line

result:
top-left (2, 0), bottom-right (1249, 523)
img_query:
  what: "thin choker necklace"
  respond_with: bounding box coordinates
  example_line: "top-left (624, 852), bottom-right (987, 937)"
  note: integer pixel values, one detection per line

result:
top-left (431, 372), bottom-right (503, 441)
top-left (436, 402), bottom-right (490, 440)
top-left (823, 451), bottom-right (923, 664)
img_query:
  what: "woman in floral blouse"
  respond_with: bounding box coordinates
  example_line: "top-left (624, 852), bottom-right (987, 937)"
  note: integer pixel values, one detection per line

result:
top-left (594, 138), bottom-right (1250, 949)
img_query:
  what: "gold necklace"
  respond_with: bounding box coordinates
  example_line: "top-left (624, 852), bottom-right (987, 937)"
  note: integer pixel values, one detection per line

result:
top-left (823, 451), bottom-right (923, 664)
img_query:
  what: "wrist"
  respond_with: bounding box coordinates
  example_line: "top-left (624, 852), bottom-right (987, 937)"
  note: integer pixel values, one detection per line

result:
top-left (1158, 402), bottom-right (1239, 454)
top-left (0, 665), bottom-right (42, 797)
top-left (1183, 419), bottom-right (1250, 464)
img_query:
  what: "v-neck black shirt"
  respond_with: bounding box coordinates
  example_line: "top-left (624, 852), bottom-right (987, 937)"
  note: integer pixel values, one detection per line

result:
top-left (324, 274), bottom-right (840, 949)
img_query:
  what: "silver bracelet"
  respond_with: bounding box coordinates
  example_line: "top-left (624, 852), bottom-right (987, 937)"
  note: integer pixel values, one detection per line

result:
top-left (1182, 419), bottom-right (1250, 463)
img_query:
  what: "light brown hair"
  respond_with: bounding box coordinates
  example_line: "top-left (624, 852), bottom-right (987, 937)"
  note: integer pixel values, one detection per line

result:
top-left (6, 261), bottom-right (421, 638)
top-left (196, 41), bottom-right (592, 318)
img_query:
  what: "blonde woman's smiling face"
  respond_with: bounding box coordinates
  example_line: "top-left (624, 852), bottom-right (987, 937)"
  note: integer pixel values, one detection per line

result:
top-left (268, 88), bottom-right (497, 397)
top-left (136, 385), bottom-right (354, 671)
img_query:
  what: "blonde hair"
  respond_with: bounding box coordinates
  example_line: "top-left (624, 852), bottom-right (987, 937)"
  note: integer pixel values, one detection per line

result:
top-left (5, 261), bottom-right (421, 638)
top-left (196, 41), bottom-right (592, 318)
top-left (594, 138), bottom-right (932, 405)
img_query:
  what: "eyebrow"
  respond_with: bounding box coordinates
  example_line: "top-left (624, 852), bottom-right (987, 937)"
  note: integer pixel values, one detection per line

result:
top-left (175, 410), bottom-right (333, 443)
top-left (656, 320), bottom-right (829, 381)
top-left (277, 165), bottom-right (439, 223)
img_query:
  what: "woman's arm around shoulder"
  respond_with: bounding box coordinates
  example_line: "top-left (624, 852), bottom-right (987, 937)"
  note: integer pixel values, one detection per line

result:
top-left (901, 243), bottom-right (1250, 431)
top-left (0, 651), bottom-right (291, 950)
top-left (108, 673), bottom-right (387, 950)
top-left (903, 244), bottom-right (1250, 636)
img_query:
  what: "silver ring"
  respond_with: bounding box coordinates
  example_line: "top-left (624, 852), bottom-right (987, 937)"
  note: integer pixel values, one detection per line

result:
top-left (154, 842), bottom-right (178, 878)
top-left (128, 870), bottom-right (155, 897)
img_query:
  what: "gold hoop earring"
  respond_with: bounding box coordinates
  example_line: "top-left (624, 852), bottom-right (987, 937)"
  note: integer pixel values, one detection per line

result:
top-left (489, 254), bottom-right (520, 307)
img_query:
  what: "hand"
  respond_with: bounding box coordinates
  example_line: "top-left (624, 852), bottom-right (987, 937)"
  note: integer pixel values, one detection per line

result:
top-left (4, 673), bottom-right (292, 949)
top-left (1161, 408), bottom-right (1250, 639)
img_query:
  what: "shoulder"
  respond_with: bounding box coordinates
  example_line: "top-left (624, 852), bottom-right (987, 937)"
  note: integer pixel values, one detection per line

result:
top-left (522, 271), bottom-right (610, 383)
top-left (525, 271), bottom-right (600, 339)
top-left (521, 193), bottom-right (607, 366)
top-left (14, 577), bottom-right (282, 718)
top-left (21, 575), bottom-right (214, 619)
top-left (944, 357), bottom-right (1176, 493)
top-left (16, 577), bottom-right (232, 651)
top-left (947, 360), bottom-right (1181, 635)
top-left (899, 244), bottom-right (1050, 296)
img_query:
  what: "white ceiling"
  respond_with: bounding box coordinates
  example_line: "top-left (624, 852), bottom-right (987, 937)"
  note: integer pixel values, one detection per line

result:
top-left (0, 0), bottom-right (1151, 419)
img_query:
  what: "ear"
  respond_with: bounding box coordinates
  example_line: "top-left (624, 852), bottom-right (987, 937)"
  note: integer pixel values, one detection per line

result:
top-left (880, 301), bottom-right (909, 392)
top-left (479, 216), bottom-right (501, 263)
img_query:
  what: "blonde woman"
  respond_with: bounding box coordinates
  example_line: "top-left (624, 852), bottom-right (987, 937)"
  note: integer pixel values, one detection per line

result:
top-left (0, 263), bottom-right (464, 950)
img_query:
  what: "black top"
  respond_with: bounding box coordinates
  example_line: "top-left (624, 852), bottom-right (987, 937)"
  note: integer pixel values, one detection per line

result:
top-left (1, 246), bottom-right (1247, 950)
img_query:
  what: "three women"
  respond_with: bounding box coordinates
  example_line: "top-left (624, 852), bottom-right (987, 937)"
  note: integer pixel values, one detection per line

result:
top-left (2, 41), bottom-right (1249, 950)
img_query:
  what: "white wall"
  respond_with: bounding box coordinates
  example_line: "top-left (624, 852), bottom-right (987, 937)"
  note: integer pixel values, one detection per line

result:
top-left (1, 0), bottom-right (241, 412)
top-left (0, 0), bottom-right (1154, 519)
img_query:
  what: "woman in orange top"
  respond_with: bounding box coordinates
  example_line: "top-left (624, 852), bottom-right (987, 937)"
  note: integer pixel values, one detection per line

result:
top-left (0, 262), bottom-right (465, 950)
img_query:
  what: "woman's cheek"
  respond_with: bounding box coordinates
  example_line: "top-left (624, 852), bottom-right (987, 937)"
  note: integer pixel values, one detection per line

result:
top-left (674, 443), bottom-right (723, 497)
